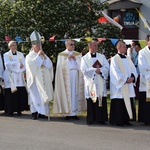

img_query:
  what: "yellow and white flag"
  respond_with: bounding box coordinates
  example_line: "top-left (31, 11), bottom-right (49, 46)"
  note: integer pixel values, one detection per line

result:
top-left (136, 8), bottom-right (150, 31)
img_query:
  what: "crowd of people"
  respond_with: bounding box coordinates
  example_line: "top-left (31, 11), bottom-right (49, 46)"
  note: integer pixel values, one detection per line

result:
top-left (0, 30), bottom-right (150, 127)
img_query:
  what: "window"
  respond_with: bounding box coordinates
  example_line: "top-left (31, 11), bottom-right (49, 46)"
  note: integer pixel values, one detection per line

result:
top-left (123, 9), bottom-right (139, 28)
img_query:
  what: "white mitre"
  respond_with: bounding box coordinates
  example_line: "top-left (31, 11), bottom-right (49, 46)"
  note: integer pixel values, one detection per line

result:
top-left (30, 30), bottom-right (41, 45)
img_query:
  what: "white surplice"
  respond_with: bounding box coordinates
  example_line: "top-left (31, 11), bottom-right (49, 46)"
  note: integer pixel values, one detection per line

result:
top-left (110, 54), bottom-right (137, 99)
top-left (3, 50), bottom-right (26, 89)
top-left (80, 52), bottom-right (109, 99)
top-left (138, 45), bottom-right (150, 92)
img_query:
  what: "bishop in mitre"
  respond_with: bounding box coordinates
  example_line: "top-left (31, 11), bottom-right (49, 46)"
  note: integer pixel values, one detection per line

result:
top-left (25, 30), bottom-right (53, 120)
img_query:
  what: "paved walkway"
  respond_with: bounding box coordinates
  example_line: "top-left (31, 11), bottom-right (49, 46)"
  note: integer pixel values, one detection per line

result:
top-left (0, 111), bottom-right (150, 150)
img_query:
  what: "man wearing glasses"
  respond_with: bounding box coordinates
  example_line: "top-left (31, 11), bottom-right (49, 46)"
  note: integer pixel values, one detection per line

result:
top-left (53, 39), bottom-right (86, 120)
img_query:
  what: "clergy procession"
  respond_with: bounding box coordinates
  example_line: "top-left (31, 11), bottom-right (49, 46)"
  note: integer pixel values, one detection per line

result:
top-left (0, 30), bottom-right (150, 127)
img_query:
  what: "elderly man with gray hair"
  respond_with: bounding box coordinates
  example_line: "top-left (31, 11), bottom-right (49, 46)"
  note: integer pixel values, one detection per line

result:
top-left (3, 40), bottom-right (29, 116)
top-left (53, 39), bottom-right (86, 120)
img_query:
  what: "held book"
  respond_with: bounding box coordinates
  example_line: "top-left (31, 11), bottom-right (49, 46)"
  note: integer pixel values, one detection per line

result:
top-left (92, 60), bottom-right (102, 68)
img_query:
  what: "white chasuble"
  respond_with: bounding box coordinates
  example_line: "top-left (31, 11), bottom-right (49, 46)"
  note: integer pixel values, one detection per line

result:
top-left (25, 50), bottom-right (53, 115)
top-left (53, 50), bottom-right (86, 115)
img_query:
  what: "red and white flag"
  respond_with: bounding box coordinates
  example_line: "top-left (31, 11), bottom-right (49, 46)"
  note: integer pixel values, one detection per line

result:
top-left (5, 36), bottom-right (11, 42)
top-left (49, 35), bottom-right (56, 42)
top-left (102, 11), bottom-right (123, 30)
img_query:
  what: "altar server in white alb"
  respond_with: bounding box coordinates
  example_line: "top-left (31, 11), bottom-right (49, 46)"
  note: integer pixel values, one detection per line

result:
top-left (25, 30), bottom-right (53, 120)
top-left (3, 41), bottom-right (29, 116)
top-left (80, 40), bottom-right (109, 125)
top-left (53, 39), bottom-right (86, 120)
top-left (109, 40), bottom-right (137, 126)
top-left (138, 34), bottom-right (150, 125)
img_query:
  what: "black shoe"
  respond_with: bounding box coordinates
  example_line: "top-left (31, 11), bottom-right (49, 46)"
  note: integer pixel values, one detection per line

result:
top-left (38, 114), bottom-right (48, 119)
top-left (144, 122), bottom-right (150, 126)
top-left (87, 122), bottom-right (93, 125)
top-left (125, 122), bottom-right (132, 126)
top-left (116, 123), bottom-right (124, 127)
top-left (98, 121), bottom-right (107, 125)
top-left (31, 115), bottom-right (37, 120)
top-left (17, 112), bottom-right (22, 116)
top-left (8, 113), bottom-right (13, 117)
top-left (31, 112), bottom-right (38, 120)
top-left (65, 116), bottom-right (71, 120)
top-left (72, 116), bottom-right (79, 120)
top-left (31, 117), bottom-right (37, 120)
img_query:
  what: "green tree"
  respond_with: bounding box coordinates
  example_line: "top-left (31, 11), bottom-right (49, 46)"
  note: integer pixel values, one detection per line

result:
top-left (93, 23), bottom-right (123, 59)
top-left (0, 0), bottom-right (12, 52)
top-left (0, 0), bottom-right (122, 60)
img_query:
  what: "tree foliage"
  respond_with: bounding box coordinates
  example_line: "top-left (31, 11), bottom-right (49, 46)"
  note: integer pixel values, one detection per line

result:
top-left (0, 0), bottom-right (122, 60)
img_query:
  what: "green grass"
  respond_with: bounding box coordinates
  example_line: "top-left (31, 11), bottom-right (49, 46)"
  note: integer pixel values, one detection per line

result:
top-left (50, 94), bottom-right (139, 119)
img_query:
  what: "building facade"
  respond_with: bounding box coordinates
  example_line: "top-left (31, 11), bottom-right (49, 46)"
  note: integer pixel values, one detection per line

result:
top-left (101, 0), bottom-right (150, 40)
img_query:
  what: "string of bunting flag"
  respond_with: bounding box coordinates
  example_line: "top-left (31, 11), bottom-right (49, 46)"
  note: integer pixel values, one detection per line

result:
top-left (2, 35), bottom-right (147, 48)
top-left (1, 8), bottom-right (149, 49)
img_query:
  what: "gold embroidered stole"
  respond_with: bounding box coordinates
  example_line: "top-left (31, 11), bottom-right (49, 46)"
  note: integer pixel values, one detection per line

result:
top-left (114, 54), bottom-right (133, 119)
top-left (85, 53), bottom-right (103, 107)
top-left (142, 48), bottom-right (150, 102)
top-left (60, 51), bottom-right (80, 96)
top-left (59, 51), bottom-right (81, 57)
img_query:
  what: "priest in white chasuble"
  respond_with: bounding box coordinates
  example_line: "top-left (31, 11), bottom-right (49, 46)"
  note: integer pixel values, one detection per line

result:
top-left (3, 41), bottom-right (29, 116)
top-left (109, 40), bottom-right (137, 126)
top-left (26, 31), bottom-right (53, 120)
top-left (80, 40), bottom-right (109, 125)
top-left (138, 34), bottom-right (150, 125)
top-left (53, 39), bottom-right (86, 120)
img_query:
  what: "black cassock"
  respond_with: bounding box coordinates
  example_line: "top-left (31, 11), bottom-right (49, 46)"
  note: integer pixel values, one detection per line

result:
top-left (109, 98), bottom-right (136, 125)
top-left (0, 85), bottom-right (4, 111)
top-left (86, 97), bottom-right (108, 124)
top-left (4, 87), bottom-right (29, 115)
top-left (138, 92), bottom-right (150, 124)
